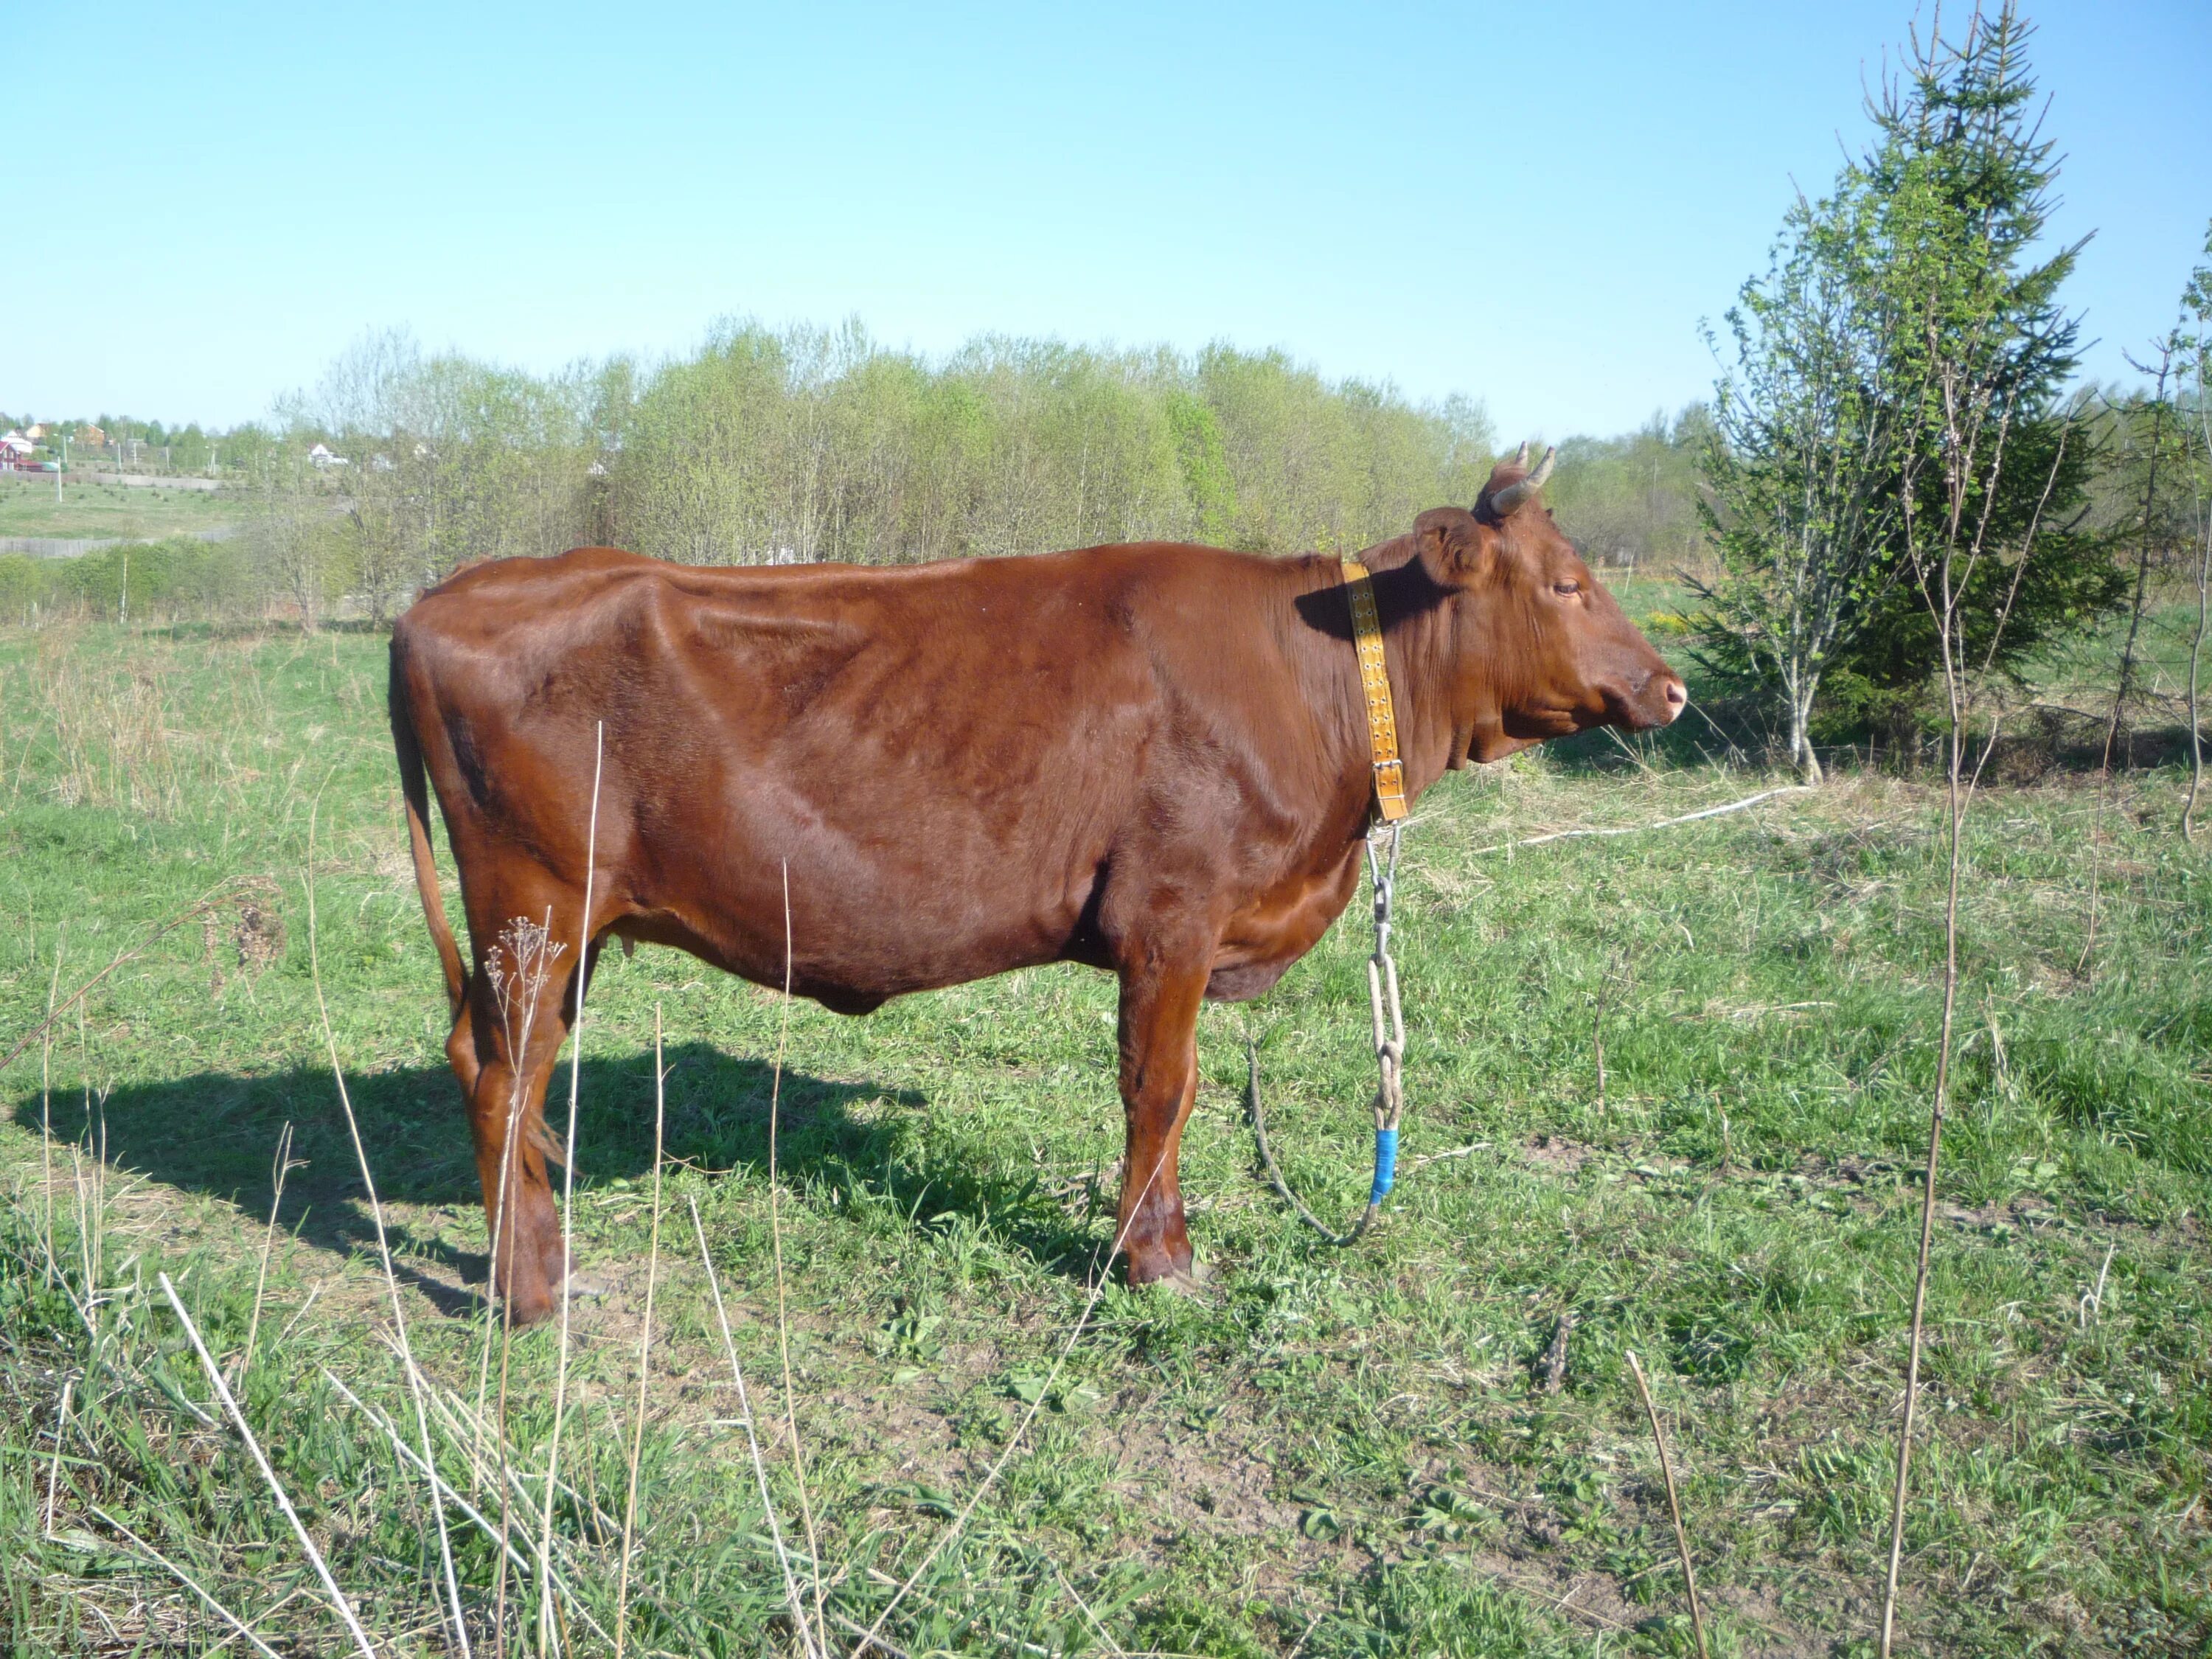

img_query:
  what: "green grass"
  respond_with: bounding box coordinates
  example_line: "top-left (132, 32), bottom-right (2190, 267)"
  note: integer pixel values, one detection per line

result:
top-left (0, 622), bottom-right (2207, 1656)
top-left (0, 476), bottom-right (240, 542)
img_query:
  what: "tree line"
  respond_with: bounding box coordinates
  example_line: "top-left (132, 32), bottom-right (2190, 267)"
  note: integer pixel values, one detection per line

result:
top-left (0, 338), bottom-right (1492, 628)
top-left (244, 327), bottom-right (1503, 627)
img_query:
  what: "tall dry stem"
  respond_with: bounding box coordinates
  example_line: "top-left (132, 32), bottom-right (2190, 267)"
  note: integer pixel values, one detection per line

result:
top-left (307, 801), bottom-right (471, 1657)
top-left (1878, 302), bottom-right (2070, 1659)
top-left (475, 907), bottom-right (563, 1659)
top-left (1627, 1351), bottom-right (1710, 1659)
top-left (157, 1272), bottom-right (378, 1659)
top-left (2187, 330), bottom-right (2211, 839)
top-left (323, 1369), bottom-right (619, 1651)
top-left (689, 1195), bottom-right (824, 1659)
top-left (234, 1121), bottom-right (296, 1389)
top-left (769, 861), bottom-right (827, 1638)
top-left (39, 931), bottom-right (61, 1288)
top-left (91, 1506), bottom-right (288, 1659)
top-left (614, 1003), bottom-right (669, 1658)
top-left (44, 1377), bottom-right (73, 1537)
top-left (539, 720), bottom-right (605, 1655)
top-left (1880, 698), bottom-right (1969, 1659)
top-left (2082, 357), bottom-right (2174, 971)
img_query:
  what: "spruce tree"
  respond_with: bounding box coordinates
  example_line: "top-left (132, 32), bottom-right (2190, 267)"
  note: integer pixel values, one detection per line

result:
top-left (1694, 2), bottom-right (2123, 773)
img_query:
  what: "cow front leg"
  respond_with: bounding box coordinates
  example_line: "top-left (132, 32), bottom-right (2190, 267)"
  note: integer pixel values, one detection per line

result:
top-left (1113, 959), bottom-right (1207, 1287)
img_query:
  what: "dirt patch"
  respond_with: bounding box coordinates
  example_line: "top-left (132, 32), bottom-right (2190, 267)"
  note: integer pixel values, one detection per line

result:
top-left (1523, 1133), bottom-right (1597, 1176)
top-left (1104, 1410), bottom-right (1304, 1538)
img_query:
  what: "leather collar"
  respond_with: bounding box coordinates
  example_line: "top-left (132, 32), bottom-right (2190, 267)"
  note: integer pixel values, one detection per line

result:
top-left (1340, 560), bottom-right (1408, 823)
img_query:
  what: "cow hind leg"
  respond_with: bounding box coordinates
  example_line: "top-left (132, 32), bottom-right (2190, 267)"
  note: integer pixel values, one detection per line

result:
top-left (1113, 956), bottom-right (1208, 1287)
top-left (451, 922), bottom-right (588, 1326)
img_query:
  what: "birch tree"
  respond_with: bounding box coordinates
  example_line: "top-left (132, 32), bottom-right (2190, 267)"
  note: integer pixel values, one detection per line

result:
top-left (1695, 181), bottom-right (1915, 782)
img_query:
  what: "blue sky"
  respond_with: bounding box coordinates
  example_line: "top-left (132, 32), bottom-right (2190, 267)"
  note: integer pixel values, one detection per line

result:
top-left (6, 1), bottom-right (2208, 441)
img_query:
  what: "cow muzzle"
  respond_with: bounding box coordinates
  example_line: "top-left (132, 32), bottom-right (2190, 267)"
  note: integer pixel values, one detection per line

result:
top-left (1603, 669), bottom-right (1688, 731)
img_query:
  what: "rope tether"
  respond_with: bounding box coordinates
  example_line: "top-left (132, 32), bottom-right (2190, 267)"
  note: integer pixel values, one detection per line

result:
top-left (1248, 821), bottom-right (1408, 1245)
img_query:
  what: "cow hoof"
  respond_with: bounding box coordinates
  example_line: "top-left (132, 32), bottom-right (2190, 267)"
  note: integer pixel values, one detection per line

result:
top-left (558, 1273), bottom-right (611, 1301)
top-left (1147, 1262), bottom-right (1214, 1298)
top-left (496, 1291), bottom-right (556, 1327)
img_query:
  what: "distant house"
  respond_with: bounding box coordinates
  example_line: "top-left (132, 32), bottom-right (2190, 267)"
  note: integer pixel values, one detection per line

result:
top-left (307, 442), bottom-right (351, 469)
top-left (74, 424), bottom-right (106, 448)
top-left (1, 431), bottom-right (33, 457)
top-left (23, 423), bottom-right (48, 441)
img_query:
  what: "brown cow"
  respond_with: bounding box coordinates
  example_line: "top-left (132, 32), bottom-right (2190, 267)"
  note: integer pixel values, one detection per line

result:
top-left (390, 448), bottom-right (1683, 1323)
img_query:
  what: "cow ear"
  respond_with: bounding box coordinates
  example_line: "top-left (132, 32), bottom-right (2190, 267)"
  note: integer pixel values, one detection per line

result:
top-left (1414, 507), bottom-right (1490, 582)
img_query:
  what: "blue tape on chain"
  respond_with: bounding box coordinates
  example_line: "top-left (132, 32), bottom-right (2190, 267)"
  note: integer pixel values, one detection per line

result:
top-left (1369, 1127), bottom-right (1399, 1206)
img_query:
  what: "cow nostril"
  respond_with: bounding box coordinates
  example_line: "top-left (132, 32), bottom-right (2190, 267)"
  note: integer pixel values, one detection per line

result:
top-left (1664, 680), bottom-right (1686, 709)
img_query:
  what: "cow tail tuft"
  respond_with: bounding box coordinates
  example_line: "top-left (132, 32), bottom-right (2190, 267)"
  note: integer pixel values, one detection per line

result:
top-left (390, 646), bottom-right (470, 1017)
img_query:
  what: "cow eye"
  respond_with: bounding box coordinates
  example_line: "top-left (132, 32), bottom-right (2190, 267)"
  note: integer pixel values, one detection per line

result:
top-left (1553, 580), bottom-right (1580, 597)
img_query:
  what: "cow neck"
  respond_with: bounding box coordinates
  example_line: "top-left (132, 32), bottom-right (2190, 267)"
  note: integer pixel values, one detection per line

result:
top-left (1341, 546), bottom-right (1469, 810)
top-left (1269, 544), bottom-right (1468, 849)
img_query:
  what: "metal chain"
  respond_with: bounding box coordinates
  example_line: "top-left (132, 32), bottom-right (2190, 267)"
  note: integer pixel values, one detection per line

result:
top-left (1247, 820), bottom-right (1408, 1245)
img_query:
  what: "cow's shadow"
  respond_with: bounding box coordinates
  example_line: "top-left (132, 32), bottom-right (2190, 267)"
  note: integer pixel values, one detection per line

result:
top-left (12, 1042), bottom-right (1110, 1318)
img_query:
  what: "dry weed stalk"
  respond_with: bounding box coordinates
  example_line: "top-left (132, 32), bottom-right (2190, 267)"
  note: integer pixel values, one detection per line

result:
top-left (156, 1272), bottom-right (378, 1659)
top-left (689, 1194), bottom-right (824, 1659)
top-left (307, 800), bottom-right (471, 1656)
top-left (769, 860), bottom-right (828, 1641)
top-left (1877, 233), bottom-right (2076, 1659)
top-left (475, 906), bottom-right (563, 1654)
top-left (2079, 1242), bottom-right (2117, 1327)
top-left (614, 1003), bottom-right (669, 1658)
top-left (1051, 1562), bottom-right (1127, 1658)
top-left (538, 720), bottom-right (605, 1656)
top-left (474, 909), bottom-right (563, 1415)
top-left (233, 1121), bottom-right (296, 1390)
top-left (66, 1039), bottom-right (111, 1327)
top-left (38, 931), bottom-right (61, 1290)
top-left (2186, 299), bottom-right (2211, 839)
top-left (427, 1374), bottom-right (623, 1540)
top-left (323, 1369), bottom-right (618, 1650)
top-left (1626, 1351), bottom-right (1711, 1659)
top-left (43, 1376), bottom-right (73, 1537)
top-left (88, 1505), bottom-right (287, 1659)
top-left (2082, 351), bottom-right (2177, 972)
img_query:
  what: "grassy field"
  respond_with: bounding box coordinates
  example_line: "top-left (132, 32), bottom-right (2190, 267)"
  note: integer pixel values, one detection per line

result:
top-left (0, 476), bottom-right (240, 542)
top-left (0, 620), bottom-right (2206, 1657)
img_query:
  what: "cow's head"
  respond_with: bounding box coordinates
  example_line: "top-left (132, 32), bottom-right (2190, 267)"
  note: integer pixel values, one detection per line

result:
top-left (1412, 443), bottom-right (1686, 764)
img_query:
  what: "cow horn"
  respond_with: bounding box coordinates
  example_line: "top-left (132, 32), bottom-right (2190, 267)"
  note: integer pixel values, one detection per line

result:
top-left (1512, 440), bottom-right (1530, 468)
top-left (1485, 445), bottom-right (1557, 518)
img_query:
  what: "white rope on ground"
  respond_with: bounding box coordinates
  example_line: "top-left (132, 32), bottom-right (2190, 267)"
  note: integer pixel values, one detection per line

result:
top-left (1467, 785), bottom-right (1812, 857)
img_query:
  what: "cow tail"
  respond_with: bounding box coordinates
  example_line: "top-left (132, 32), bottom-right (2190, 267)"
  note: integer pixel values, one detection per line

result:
top-left (389, 652), bottom-right (470, 1017)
